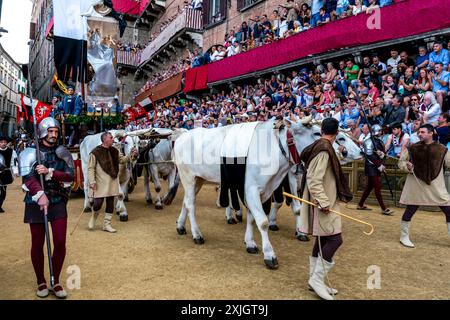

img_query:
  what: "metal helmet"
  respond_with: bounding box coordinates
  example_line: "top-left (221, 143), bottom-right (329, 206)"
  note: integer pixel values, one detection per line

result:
top-left (38, 117), bottom-right (61, 139)
top-left (371, 124), bottom-right (382, 136)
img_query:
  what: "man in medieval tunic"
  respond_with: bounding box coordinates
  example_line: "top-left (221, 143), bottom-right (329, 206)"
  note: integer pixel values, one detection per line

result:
top-left (0, 136), bottom-right (18, 213)
top-left (299, 118), bottom-right (353, 300)
top-left (87, 132), bottom-right (137, 233)
top-left (398, 123), bottom-right (450, 248)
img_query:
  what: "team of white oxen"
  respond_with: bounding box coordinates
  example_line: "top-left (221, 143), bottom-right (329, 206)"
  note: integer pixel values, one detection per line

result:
top-left (79, 116), bottom-right (362, 269)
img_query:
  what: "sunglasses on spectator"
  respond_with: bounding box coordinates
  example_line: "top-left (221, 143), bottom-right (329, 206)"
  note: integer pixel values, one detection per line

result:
top-left (411, 98), bottom-right (418, 101)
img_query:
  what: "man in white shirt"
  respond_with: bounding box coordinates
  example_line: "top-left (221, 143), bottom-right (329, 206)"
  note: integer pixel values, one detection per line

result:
top-left (387, 49), bottom-right (401, 77)
top-left (421, 91), bottom-right (442, 125)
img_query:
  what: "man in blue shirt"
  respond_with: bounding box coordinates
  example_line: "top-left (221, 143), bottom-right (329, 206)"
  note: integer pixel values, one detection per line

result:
top-left (431, 62), bottom-right (449, 108)
top-left (339, 97), bottom-right (361, 129)
top-left (429, 42), bottom-right (450, 70)
top-left (379, 0), bottom-right (392, 7)
top-left (311, 0), bottom-right (324, 27)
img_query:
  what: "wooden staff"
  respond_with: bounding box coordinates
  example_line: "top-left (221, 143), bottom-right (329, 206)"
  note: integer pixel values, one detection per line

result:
top-left (282, 192), bottom-right (374, 235)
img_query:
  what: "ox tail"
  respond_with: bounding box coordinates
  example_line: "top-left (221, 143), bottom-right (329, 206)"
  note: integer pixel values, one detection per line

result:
top-left (163, 172), bottom-right (180, 205)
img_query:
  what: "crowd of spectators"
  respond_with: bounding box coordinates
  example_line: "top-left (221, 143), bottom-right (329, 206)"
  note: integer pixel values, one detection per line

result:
top-left (191, 0), bottom-right (400, 67)
top-left (127, 40), bottom-right (450, 155)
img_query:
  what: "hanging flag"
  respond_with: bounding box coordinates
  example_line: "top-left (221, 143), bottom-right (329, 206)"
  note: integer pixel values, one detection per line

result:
top-left (33, 100), bottom-right (53, 124)
top-left (16, 105), bottom-right (22, 125)
top-left (132, 104), bottom-right (147, 119)
top-left (53, 0), bottom-right (102, 82)
top-left (20, 93), bottom-right (32, 121)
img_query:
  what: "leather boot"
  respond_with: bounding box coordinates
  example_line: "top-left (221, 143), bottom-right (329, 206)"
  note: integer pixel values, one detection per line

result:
top-left (308, 256), bottom-right (335, 300)
top-left (309, 256), bottom-right (338, 295)
top-left (88, 211), bottom-right (99, 230)
top-left (103, 213), bottom-right (117, 233)
top-left (400, 220), bottom-right (415, 248)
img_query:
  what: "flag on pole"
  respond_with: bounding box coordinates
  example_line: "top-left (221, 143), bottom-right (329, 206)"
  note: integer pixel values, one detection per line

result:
top-left (52, 0), bottom-right (102, 82)
top-left (20, 93), bottom-right (53, 124)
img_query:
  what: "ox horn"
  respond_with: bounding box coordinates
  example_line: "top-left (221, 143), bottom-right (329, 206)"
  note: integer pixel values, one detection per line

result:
top-left (125, 128), bottom-right (154, 137)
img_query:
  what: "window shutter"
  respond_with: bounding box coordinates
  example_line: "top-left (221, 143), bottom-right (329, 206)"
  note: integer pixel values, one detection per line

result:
top-left (220, 0), bottom-right (228, 20)
top-left (237, 0), bottom-right (244, 11)
top-left (202, 0), bottom-right (210, 26)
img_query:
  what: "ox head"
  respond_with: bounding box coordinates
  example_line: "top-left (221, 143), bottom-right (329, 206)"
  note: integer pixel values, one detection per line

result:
top-left (283, 116), bottom-right (362, 164)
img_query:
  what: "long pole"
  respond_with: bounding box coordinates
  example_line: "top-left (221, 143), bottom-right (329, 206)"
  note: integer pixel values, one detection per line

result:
top-left (26, 64), bottom-right (55, 289)
top-left (282, 192), bottom-right (375, 235)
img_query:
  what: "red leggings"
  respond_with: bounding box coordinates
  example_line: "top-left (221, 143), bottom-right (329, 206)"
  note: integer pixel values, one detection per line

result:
top-left (29, 217), bottom-right (67, 285)
top-left (358, 175), bottom-right (386, 210)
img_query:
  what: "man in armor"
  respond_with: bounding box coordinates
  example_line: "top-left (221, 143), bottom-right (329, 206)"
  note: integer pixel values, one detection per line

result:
top-left (0, 136), bottom-right (18, 213)
top-left (357, 125), bottom-right (395, 215)
top-left (19, 117), bottom-right (74, 298)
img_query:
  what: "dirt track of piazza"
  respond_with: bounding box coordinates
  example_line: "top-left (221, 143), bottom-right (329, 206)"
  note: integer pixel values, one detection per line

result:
top-left (1, 179), bottom-right (449, 300)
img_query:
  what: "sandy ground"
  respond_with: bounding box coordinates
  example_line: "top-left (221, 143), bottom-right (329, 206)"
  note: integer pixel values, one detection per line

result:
top-left (0, 179), bottom-right (449, 300)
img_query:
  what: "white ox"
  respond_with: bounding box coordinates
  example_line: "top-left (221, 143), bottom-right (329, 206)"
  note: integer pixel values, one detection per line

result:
top-left (221, 123), bottom-right (359, 241)
top-left (173, 118), bottom-right (362, 269)
top-left (142, 128), bottom-right (186, 209)
top-left (80, 130), bottom-right (141, 221)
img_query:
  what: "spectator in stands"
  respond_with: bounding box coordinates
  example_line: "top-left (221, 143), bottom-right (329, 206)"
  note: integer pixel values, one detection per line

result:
top-left (371, 55), bottom-right (388, 84)
top-left (367, 79), bottom-right (380, 102)
top-left (404, 94), bottom-right (421, 130)
top-left (397, 51), bottom-right (415, 76)
top-left (280, 0), bottom-right (298, 30)
top-left (365, 0), bottom-right (379, 13)
top-left (271, 10), bottom-right (281, 37)
top-left (350, 0), bottom-right (366, 15)
top-left (334, 0), bottom-right (350, 19)
top-left (385, 122), bottom-right (410, 158)
top-left (398, 67), bottom-right (415, 105)
top-left (345, 59), bottom-right (360, 92)
top-left (382, 95), bottom-right (405, 130)
top-left (381, 74), bottom-right (398, 99)
top-left (414, 68), bottom-right (431, 95)
top-left (279, 16), bottom-right (289, 38)
top-left (310, 0), bottom-right (325, 27)
top-left (429, 41), bottom-right (450, 70)
top-left (339, 96), bottom-right (360, 129)
top-left (379, 0), bottom-right (392, 7)
top-left (415, 46), bottom-right (430, 73)
top-left (359, 56), bottom-right (372, 84)
top-left (387, 49), bottom-right (400, 78)
top-left (430, 62), bottom-right (449, 108)
top-left (298, 3), bottom-right (311, 26)
top-left (421, 91), bottom-right (442, 125)
top-left (317, 7), bottom-right (331, 26)
top-left (435, 113), bottom-right (450, 145)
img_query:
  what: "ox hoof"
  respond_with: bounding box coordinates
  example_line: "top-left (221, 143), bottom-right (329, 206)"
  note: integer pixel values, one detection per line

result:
top-left (119, 215), bottom-right (128, 222)
top-left (227, 218), bottom-right (237, 225)
top-left (236, 215), bottom-right (243, 222)
top-left (246, 247), bottom-right (259, 254)
top-left (177, 227), bottom-right (187, 235)
top-left (193, 237), bottom-right (205, 245)
top-left (146, 199), bottom-right (153, 205)
top-left (84, 207), bottom-right (92, 213)
top-left (264, 257), bottom-right (279, 270)
top-left (296, 233), bottom-right (310, 242)
top-left (269, 225), bottom-right (279, 232)
top-left (155, 204), bottom-right (163, 210)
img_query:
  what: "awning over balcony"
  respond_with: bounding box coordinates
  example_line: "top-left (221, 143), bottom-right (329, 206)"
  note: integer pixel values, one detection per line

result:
top-left (205, 0), bottom-right (450, 84)
top-left (112, 0), bottom-right (150, 16)
top-left (135, 72), bottom-right (183, 104)
top-left (139, 8), bottom-right (203, 66)
top-left (184, 65), bottom-right (208, 92)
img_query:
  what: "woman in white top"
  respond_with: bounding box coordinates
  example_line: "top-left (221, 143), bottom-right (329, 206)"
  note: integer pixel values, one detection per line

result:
top-left (351, 0), bottom-right (367, 15)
